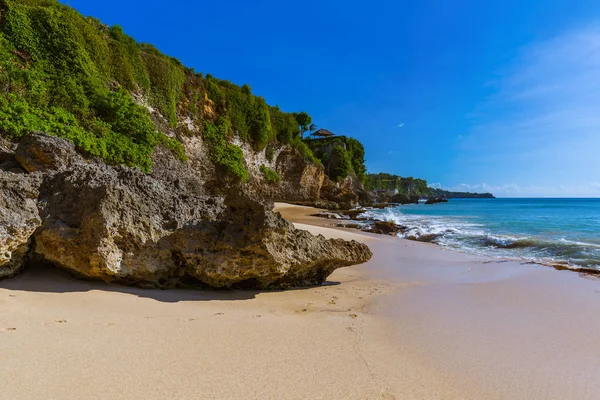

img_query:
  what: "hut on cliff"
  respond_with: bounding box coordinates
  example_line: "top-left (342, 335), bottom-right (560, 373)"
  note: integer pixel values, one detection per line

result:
top-left (311, 128), bottom-right (335, 138)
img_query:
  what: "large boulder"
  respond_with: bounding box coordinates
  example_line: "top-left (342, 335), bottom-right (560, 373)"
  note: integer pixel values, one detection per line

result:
top-left (14, 132), bottom-right (84, 172)
top-left (1, 133), bottom-right (372, 289)
top-left (0, 170), bottom-right (41, 278)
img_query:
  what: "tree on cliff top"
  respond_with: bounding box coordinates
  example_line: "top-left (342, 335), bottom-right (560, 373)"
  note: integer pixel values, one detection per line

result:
top-left (293, 112), bottom-right (312, 139)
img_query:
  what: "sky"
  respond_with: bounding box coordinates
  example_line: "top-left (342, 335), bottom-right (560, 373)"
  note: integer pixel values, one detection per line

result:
top-left (62, 0), bottom-right (600, 197)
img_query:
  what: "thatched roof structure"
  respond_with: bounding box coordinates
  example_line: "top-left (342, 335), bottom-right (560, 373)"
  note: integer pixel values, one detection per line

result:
top-left (312, 128), bottom-right (335, 138)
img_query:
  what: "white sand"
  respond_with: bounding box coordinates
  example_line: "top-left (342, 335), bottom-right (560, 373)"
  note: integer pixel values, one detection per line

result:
top-left (1, 202), bottom-right (599, 399)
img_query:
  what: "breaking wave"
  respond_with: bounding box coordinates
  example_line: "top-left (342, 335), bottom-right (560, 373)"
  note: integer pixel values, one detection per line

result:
top-left (359, 208), bottom-right (600, 270)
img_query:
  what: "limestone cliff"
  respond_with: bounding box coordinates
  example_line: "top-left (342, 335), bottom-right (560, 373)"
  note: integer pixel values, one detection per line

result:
top-left (305, 136), bottom-right (372, 208)
top-left (0, 0), bottom-right (374, 289)
top-left (0, 133), bottom-right (371, 288)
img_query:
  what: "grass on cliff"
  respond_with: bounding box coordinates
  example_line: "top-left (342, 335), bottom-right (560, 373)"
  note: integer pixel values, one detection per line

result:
top-left (0, 0), bottom-right (328, 176)
top-left (365, 173), bottom-right (432, 196)
top-left (259, 165), bottom-right (280, 183)
top-left (305, 136), bottom-right (365, 182)
top-left (204, 117), bottom-right (249, 181)
top-left (0, 0), bottom-right (187, 171)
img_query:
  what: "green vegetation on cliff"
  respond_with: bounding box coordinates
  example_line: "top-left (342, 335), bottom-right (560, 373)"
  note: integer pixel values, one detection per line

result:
top-left (366, 173), bottom-right (496, 198)
top-left (0, 0), bottom-right (315, 176)
top-left (204, 117), bottom-right (248, 181)
top-left (365, 173), bottom-right (432, 196)
top-left (305, 136), bottom-right (366, 182)
top-left (429, 188), bottom-right (495, 199)
top-left (0, 0), bottom-right (188, 171)
top-left (259, 165), bottom-right (280, 183)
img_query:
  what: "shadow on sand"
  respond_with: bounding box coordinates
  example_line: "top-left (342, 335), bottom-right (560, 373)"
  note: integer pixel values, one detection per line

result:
top-left (0, 263), bottom-right (340, 303)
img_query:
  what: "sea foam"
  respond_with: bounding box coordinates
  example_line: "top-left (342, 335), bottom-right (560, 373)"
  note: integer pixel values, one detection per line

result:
top-left (360, 201), bottom-right (600, 271)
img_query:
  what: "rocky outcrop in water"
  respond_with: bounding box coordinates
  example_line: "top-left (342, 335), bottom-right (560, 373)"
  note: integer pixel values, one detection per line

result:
top-left (0, 133), bottom-right (371, 288)
top-left (391, 193), bottom-right (420, 205)
top-left (425, 197), bottom-right (449, 204)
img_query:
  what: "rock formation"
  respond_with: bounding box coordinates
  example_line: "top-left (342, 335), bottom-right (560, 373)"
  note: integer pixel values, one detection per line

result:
top-left (391, 193), bottom-right (420, 205)
top-left (0, 170), bottom-right (41, 279)
top-left (0, 133), bottom-right (372, 289)
top-left (425, 197), bottom-right (449, 204)
top-left (320, 175), bottom-right (373, 209)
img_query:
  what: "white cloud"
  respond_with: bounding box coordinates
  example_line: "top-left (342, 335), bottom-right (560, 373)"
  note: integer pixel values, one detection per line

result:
top-left (388, 150), bottom-right (399, 155)
top-left (397, 123), bottom-right (404, 127)
top-left (459, 25), bottom-right (600, 195)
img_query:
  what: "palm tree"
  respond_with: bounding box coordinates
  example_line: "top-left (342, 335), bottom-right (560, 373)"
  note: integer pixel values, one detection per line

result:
top-left (308, 124), bottom-right (317, 137)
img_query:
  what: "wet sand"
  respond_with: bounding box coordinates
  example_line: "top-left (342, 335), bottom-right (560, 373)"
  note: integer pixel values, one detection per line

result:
top-left (276, 203), bottom-right (600, 399)
top-left (0, 203), bottom-right (599, 399)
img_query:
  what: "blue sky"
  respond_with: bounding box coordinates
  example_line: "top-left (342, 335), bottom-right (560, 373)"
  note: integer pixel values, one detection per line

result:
top-left (64, 0), bottom-right (600, 197)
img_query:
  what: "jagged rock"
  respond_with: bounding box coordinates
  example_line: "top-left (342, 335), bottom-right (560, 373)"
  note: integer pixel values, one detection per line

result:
top-left (326, 175), bottom-right (374, 207)
top-left (390, 193), bottom-right (420, 205)
top-left (320, 176), bottom-right (359, 209)
top-left (364, 221), bottom-right (405, 236)
top-left (371, 191), bottom-right (393, 204)
top-left (425, 197), bottom-right (449, 204)
top-left (336, 209), bottom-right (368, 220)
top-left (14, 132), bottom-right (83, 172)
top-left (1, 133), bottom-right (372, 289)
top-left (273, 148), bottom-right (324, 202)
top-left (371, 203), bottom-right (393, 209)
top-left (0, 170), bottom-right (42, 278)
top-left (199, 136), bottom-right (326, 205)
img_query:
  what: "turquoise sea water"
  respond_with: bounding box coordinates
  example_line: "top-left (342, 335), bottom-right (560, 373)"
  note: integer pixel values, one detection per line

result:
top-left (362, 198), bottom-right (600, 270)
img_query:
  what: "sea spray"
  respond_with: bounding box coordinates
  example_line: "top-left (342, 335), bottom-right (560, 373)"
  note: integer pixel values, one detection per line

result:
top-left (360, 199), bottom-right (600, 271)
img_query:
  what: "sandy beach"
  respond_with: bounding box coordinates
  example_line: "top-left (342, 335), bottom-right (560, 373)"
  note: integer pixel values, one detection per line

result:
top-left (1, 203), bottom-right (600, 399)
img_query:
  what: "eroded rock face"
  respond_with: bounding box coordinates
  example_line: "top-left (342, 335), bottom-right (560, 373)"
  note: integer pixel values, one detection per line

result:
top-left (274, 148), bottom-right (324, 202)
top-left (0, 169), bottom-right (41, 278)
top-left (0, 133), bottom-right (372, 289)
top-left (15, 132), bottom-right (84, 173)
top-left (391, 193), bottom-right (420, 205)
top-left (321, 176), bottom-right (361, 209)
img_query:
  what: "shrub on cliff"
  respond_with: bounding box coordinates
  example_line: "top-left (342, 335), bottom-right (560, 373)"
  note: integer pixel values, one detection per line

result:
top-left (346, 138), bottom-right (366, 182)
top-left (292, 137), bottom-right (321, 164)
top-left (205, 77), bottom-right (275, 151)
top-left (259, 165), bottom-right (280, 183)
top-left (332, 145), bottom-right (352, 181)
top-left (305, 136), bottom-right (366, 182)
top-left (0, 0), bottom-right (319, 176)
top-left (365, 173), bottom-right (432, 196)
top-left (269, 106), bottom-right (301, 144)
top-left (204, 117), bottom-right (249, 181)
top-left (0, 0), bottom-right (185, 171)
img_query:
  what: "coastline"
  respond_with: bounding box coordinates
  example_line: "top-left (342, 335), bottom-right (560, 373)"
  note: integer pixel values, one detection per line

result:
top-left (276, 203), bottom-right (600, 399)
top-left (311, 201), bottom-right (600, 277)
top-left (1, 203), bottom-right (599, 399)
top-left (0, 205), bottom-right (401, 400)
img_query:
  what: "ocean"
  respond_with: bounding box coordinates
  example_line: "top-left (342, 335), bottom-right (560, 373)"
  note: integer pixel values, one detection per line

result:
top-left (361, 198), bottom-right (600, 271)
